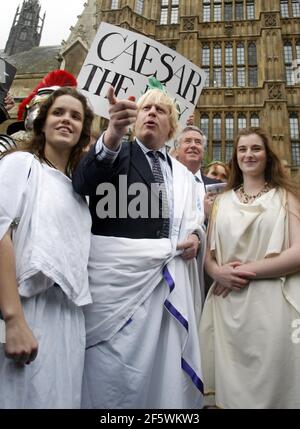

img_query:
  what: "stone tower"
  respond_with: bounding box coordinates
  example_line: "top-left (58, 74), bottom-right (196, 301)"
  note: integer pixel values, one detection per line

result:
top-left (4, 0), bottom-right (45, 56)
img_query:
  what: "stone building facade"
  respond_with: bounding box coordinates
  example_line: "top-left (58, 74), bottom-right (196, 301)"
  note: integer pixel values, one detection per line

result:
top-left (2, 0), bottom-right (300, 169)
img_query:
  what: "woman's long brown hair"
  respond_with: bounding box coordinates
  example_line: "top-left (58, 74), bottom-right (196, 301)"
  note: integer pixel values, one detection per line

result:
top-left (1, 87), bottom-right (94, 176)
top-left (226, 127), bottom-right (300, 200)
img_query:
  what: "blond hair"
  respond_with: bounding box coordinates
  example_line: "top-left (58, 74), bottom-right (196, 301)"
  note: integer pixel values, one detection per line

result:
top-left (133, 89), bottom-right (180, 140)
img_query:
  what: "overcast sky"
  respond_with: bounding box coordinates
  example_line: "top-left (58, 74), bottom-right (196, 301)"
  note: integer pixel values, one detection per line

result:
top-left (0, 0), bottom-right (86, 50)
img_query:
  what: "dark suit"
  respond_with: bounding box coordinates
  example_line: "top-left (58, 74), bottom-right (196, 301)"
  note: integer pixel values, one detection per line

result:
top-left (73, 141), bottom-right (167, 239)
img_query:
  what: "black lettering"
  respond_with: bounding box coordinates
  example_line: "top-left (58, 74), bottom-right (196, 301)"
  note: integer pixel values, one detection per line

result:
top-left (181, 70), bottom-right (202, 104)
top-left (136, 43), bottom-right (160, 77)
top-left (97, 32), bottom-right (126, 63)
top-left (159, 53), bottom-right (176, 84)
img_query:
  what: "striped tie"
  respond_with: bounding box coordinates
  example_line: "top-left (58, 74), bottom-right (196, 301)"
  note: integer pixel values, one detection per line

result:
top-left (148, 151), bottom-right (170, 238)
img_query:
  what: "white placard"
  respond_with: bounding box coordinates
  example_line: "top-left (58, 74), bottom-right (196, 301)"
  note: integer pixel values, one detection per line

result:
top-left (77, 22), bottom-right (206, 126)
top-left (0, 319), bottom-right (5, 344)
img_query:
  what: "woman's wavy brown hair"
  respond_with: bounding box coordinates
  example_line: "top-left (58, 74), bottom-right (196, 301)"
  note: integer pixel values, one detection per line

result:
top-left (1, 87), bottom-right (94, 176)
top-left (226, 127), bottom-right (300, 200)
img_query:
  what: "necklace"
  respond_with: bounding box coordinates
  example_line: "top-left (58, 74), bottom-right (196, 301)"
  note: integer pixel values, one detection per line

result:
top-left (43, 157), bottom-right (57, 170)
top-left (238, 182), bottom-right (270, 204)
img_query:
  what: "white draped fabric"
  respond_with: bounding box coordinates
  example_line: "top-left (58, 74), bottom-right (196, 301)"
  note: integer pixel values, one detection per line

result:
top-left (0, 152), bottom-right (92, 408)
top-left (199, 189), bottom-right (300, 409)
top-left (82, 158), bottom-right (204, 409)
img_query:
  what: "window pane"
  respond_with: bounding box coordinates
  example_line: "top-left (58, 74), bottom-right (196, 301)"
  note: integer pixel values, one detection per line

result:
top-left (225, 115), bottom-right (234, 139)
top-left (170, 7), bottom-right (179, 23)
top-left (225, 44), bottom-right (233, 65)
top-left (203, 4), bottom-right (211, 21)
top-left (286, 66), bottom-right (293, 84)
top-left (251, 114), bottom-right (260, 127)
top-left (290, 115), bottom-right (299, 139)
top-left (135, 0), bottom-right (144, 14)
top-left (111, 0), bottom-right (119, 9)
top-left (202, 45), bottom-right (210, 66)
top-left (224, 1), bottom-right (233, 20)
top-left (296, 42), bottom-right (300, 59)
top-left (238, 115), bottom-right (247, 130)
top-left (237, 67), bottom-right (246, 86)
top-left (201, 115), bottom-right (209, 138)
top-left (281, 0), bottom-right (289, 18)
top-left (213, 116), bottom-right (222, 140)
top-left (237, 43), bottom-right (245, 65)
top-left (236, 1), bottom-right (244, 20)
top-left (214, 45), bottom-right (222, 65)
top-left (249, 67), bottom-right (258, 86)
top-left (213, 143), bottom-right (222, 161)
top-left (225, 68), bottom-right (234, 87)
top-left (203, 67), bottom-right (210, 87)
top-left (247, 0), bottom-right (255, 19)
top-left (225, 143), bottom-right (233, 162)
top-left (248, 43), bottom-right (257, 65)
top-left (292, 0), bottom-right (300, 17)
top-left (214, 1), bottom-right (222, 21)
top-left (213, 68), bottom-right (222, 87)
top-left (284, 44), bottom-right (293, 63)
top-left (291, 143), bottom-right (300, 165)
top-left (160, 8), bottom-right (168, 24)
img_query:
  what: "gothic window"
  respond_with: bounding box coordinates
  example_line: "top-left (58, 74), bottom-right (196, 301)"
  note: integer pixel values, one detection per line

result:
top-left (225, 43), bottom-right (233, 65)
top-left (224, 1), bottom-right (233, 21)
top-left (250, 113), bottom-right (260, 127)
top-left (202, 44), bottom-right (210, 66)
top-left (235, 1), bottom-right (244, 20)
top-left (213, 143), bottom-right (222, 160)
top-left (237, 43), bottom-right (245, 65)
top-left (160, 0), bottom-right (179, 25)
top-left (203, 0), bottom-right (211, 22)
top-left (214, 44), bottom-right (222, 66)
top-left (201, 45), bottom-right (211, 86)
top-left (213, 115), bottom-right (222, 140)
top-left (225, 114), bottom-right (234, 140)
top-left (296, 41), bottom-right (300, 59)
top-left (292, 0), bottom-right (300, 17)
top-left (290, 113), bottom-right (299, 139)
top-left (290, 113), bottom-right (300, 165)
top-left (214, 0), bottom-right (222, 21)
top-left (135, 0), bottom-right (144, 15)
top-left (248, 42), bottom-right (257, 86)
top-left (214, 68), bottom-right (222, 87)
top-left (225, 68), bottom-right (234, 87)
top-left (200, 114), bottom-right (209, 138)
top-left (238, 114), bottom-right (247, 130)
top-left (280, 0), bottom-right (289, 18)
top-left (284, 42), bottom-right (293, 85)
top-left (247, 0), bottom-right (255, 19)
top-left (214, 44), bottom-right (222, 86)
top-left (111, 0), bottom-right (119, 9)
top-left (203, 68), bottom-right (210, 87)
top-left (225, 143), bottom-right (233, 162)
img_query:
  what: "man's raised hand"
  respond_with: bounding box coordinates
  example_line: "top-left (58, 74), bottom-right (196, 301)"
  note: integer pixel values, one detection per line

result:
top-left (104, 86), bottom-right (137, 150)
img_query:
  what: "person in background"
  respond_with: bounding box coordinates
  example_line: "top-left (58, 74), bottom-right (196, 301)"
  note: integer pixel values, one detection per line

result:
top-left (205, 161), bottom-right (229, 183)
top-left (0, 92), bottom-right (15, 125)
top-left (199, 127), bottom-right (300, 409)
top-left (0, 87), bottom-right (93, 409)
top-left (73, 83), bottom-right (204, 409)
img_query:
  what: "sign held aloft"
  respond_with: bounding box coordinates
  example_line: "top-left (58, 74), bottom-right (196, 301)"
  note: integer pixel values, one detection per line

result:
top-left (77, 22), bottom-right (206, 125)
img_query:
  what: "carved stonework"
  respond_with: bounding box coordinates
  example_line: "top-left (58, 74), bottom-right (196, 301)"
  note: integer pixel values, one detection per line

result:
top-left (136, 16), bottom-right (144, 30)
top-left (72, 24), bottom-right (88, 44)
top-left (268, 83), bottom-right (283, 99)
top-left (183, 18), bottom-right (194, 31)
top-left (264, 14), bottom-right (277, 27)
top-left (224, 23), bottom-right (233, 37)
top-left (107, 12), bottom-right (117, 24)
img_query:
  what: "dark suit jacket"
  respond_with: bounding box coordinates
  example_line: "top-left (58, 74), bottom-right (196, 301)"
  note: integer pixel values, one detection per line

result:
top-left (73, 141), bottom-right (167, 239)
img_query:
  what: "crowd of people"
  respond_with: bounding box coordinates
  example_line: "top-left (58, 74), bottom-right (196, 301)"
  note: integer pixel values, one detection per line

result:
top-left (0, 69), bottom-right (300, 409)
